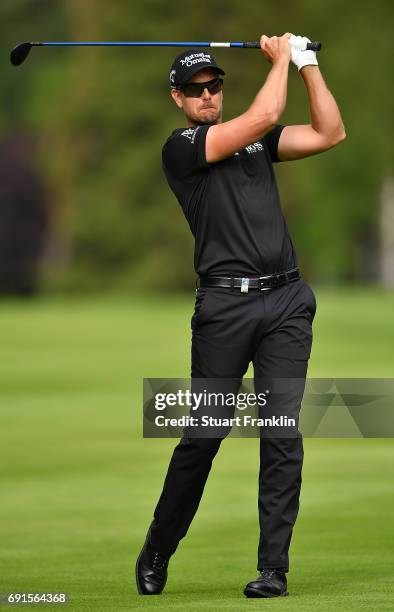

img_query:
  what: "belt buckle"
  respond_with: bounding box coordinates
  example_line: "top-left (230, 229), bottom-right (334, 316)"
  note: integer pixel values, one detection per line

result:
top-left (241, 277), bottom-right (249, 293)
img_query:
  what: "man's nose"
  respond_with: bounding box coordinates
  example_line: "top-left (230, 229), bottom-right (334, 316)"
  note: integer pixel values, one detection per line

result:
top-left (201, 87), bottom-right (211, 99)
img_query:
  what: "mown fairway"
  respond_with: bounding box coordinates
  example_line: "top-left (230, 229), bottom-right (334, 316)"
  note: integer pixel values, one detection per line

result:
top-left (1, 288), bottom-right (393, 611)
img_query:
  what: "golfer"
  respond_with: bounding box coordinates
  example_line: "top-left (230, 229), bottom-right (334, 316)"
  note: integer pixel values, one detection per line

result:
top-left (136, 32), bottom-right (345, 598)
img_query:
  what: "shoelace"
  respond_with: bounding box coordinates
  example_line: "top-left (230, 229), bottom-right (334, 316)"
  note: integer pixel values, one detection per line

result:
top-left (152, 551), bottom-right (168, 570)
top-left (260, 569), bottom-right (276, 579)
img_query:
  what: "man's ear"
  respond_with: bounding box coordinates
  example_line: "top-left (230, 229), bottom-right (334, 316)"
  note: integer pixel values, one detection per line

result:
top-left (170, 88), bottom-right (183, 109)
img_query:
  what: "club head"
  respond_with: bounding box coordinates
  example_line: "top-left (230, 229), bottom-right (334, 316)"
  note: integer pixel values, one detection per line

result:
top-left (10, 42), bottom-right (33, 66)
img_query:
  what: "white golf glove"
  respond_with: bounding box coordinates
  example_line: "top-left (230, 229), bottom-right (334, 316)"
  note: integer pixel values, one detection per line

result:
top-left (289, 34), bottom-right (318, 72)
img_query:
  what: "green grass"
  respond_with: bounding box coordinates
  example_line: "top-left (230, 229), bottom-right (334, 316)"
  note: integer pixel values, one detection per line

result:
top-left (1, 288), bottom-right (394, 611)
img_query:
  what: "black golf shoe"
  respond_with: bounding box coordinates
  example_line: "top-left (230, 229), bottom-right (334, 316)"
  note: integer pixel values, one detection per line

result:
top-left (244, 568), bottom-right (289, 598)
top-left (135, 529), bottom-right (170, 595)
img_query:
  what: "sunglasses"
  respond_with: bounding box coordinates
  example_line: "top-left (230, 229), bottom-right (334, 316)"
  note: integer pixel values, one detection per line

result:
top-left (179, 77), bottom-right (223, 98)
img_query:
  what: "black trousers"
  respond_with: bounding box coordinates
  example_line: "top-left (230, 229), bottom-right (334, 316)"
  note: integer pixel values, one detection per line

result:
top-left (149, 278), bottom-right (316, 572)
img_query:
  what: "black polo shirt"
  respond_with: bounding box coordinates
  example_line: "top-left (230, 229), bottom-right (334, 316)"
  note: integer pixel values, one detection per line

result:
top-left (162, 124), bottom-right (298, 277)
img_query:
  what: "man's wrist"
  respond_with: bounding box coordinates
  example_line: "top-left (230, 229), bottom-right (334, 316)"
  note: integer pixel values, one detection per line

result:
top-left (299, 64), bottom-right (320, 80)
top-left (274, 57), bottom-right (291, 67)
top-left (299, 64), bottom-right (319, 74)
top-left (271, 57), bottom-right (290, 74)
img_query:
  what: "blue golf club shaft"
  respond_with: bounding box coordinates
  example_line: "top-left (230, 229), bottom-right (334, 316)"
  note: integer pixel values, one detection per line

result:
top-left (10, 39), bottom-right (322, 66)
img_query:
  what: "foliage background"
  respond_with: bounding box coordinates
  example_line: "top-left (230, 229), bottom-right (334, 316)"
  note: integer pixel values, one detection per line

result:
top-left (1, 0), bottom-right (393, 291)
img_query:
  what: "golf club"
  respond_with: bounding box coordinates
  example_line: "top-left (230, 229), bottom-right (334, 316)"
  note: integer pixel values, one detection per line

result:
top-left (10, 40), bottom-right (322, 67)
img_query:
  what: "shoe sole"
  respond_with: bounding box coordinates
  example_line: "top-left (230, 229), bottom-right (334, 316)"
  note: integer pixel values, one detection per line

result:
top-left (244, 587), bottom-right (289, 598)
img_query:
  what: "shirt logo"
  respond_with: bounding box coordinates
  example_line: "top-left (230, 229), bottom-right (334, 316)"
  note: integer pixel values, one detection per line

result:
top-left (245, 142), bottom-right (264, 154)
top-left (181, 127), bottom-right (199, 144)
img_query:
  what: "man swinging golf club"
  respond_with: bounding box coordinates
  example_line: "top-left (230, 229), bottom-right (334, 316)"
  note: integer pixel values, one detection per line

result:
top-left (136, 32), bottom-right (345, 598)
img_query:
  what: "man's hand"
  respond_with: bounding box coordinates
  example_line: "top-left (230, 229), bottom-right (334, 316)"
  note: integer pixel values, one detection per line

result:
top-left (289, 35), bottom-right (319, 72)
top-left (260, 33), bottom-right (292, 65)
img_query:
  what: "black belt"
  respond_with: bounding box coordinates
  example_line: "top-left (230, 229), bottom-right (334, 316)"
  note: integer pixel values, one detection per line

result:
top-left (198, 267), bottom-right (300, 292)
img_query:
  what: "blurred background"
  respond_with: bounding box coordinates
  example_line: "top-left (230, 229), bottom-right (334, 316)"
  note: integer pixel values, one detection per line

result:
top-left (0, 0), bottom-right (393, 293)
top-left (1, 1), bottom-right (393, 610)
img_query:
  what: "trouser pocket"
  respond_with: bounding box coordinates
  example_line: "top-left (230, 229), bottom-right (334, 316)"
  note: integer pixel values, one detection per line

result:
top-left (191, 288), bottom-right (209, 330)
top-left (302, 281), bottom-right (317, 320)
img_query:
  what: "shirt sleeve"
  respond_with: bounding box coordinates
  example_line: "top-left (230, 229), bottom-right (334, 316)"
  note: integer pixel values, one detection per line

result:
top-left (263, 124), bottom-right (285, 163)
top-left (162, 125), bottom-right (211, 179)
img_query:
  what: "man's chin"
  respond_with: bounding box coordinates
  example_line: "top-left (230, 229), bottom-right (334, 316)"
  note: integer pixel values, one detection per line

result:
top-left (186, 110), bottom-right (221, 127)
top-left (196, 112), bottom-right (220, 126)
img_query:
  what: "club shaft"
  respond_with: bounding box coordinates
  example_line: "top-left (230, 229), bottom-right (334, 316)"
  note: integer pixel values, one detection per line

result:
top-left (10, 39), bottom-right (322, 66)
top-left (36, 42), bottom-right (245, 47)
top-left (34, 41), bottom-right (321, 50)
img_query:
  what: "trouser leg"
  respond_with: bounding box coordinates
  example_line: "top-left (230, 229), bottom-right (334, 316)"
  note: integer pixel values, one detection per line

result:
top-left (150, 436), bottom-right (222, 556)
top-left (256, 434), bottom-right (304, 571)
top-left (150, 287), bottom-right (253, 556)
top-left (253, 279), bottom-right (316, 571)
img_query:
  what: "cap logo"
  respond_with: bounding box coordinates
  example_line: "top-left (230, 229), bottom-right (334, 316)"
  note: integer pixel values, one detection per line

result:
top-left (169, 69), bottom-right (176, 84)
top-left (180, 52), bottom-right (212, 68)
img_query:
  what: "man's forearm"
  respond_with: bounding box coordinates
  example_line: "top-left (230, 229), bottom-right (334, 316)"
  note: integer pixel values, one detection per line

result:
top-left (247, 58), bottom-right (290, 126)
top-left (301, 66), bottom-right (346, 142)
